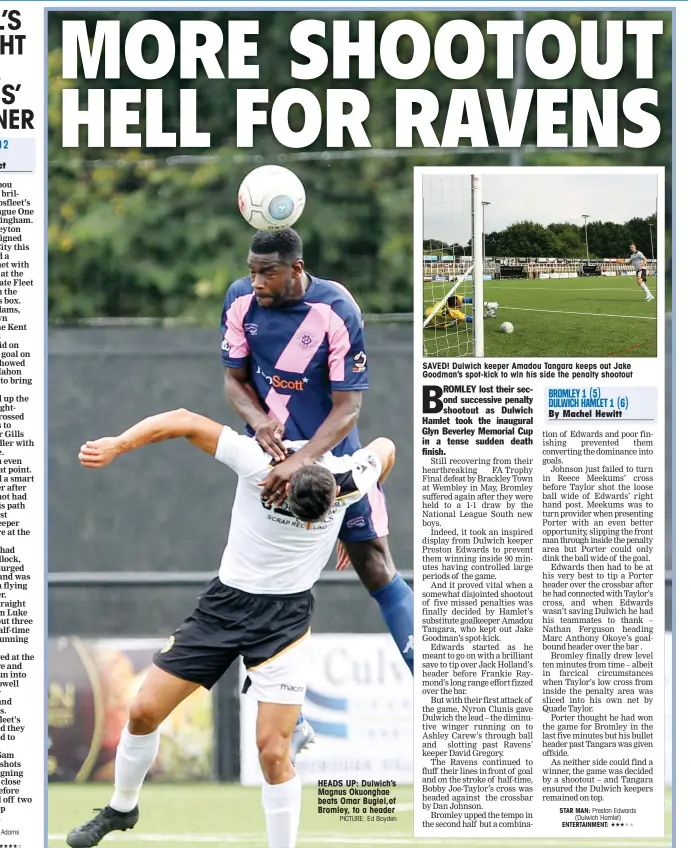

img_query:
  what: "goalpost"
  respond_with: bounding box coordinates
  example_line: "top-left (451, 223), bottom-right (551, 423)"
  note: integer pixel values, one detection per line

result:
top-left (422, 173), bottom-right (485, 357)
top-left (472, 175), bottom-right (484, 357)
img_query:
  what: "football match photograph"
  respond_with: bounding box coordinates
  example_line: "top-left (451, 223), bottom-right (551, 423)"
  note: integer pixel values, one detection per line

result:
top-left (49, 139), bottom-right (416, 848)
top-left (420, 168), bottom-right (662, 359)
top-left (49, 11), bottom-right (420, 847)
top-left (46, 8), bottom-right (672, 848)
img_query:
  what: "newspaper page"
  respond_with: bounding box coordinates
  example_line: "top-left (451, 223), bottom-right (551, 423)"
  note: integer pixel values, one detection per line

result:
top-left (415, 168), bottom-right (665, 838)
top-left (0, 2), bottom-right (680, 848)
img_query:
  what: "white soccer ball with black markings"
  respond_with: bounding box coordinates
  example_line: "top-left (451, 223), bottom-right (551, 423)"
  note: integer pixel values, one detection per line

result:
top-left (500, 322), bottom-right (514, 334)
top-left (238, 165), bottom-right (306, 231)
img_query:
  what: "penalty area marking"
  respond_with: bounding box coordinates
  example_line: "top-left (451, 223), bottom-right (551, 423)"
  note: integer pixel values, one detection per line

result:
top-left (497, 306), bottom-right (657, 321)
top-left (485, 287), bottom-right (657, 293)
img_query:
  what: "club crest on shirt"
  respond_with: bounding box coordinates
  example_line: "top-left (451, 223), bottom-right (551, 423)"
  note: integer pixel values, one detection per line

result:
top-left (244, 323), bottom-right (259, 335)
top-left (353, 351), bottom-right (367, 373)
top-left (160, 635), bottom-right (175, 654)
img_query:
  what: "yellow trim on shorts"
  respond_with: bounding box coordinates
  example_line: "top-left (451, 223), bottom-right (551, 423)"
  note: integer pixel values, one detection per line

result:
top-left (246, 628), bottom-right (311, 671)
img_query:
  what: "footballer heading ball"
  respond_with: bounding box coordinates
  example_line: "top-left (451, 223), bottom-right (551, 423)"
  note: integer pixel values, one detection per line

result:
top-left (238, 165), bottom-right (306, 231)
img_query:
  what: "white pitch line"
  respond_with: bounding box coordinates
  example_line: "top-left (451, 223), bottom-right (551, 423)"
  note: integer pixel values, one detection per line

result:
top-left (486, 288), bottom-right (657, 293)
top-left (293, 840), bottom-right (669, 847)
top-left (48, 835), bottom-right (670, 847)
top-left (49, 838), bottom-right (251, 845)
top-left (496, 306), bottom-right (657, 320)
top-left (302, 838), bottom-right (665, 845)
top-left (40, 840), bottom-right (226, 845)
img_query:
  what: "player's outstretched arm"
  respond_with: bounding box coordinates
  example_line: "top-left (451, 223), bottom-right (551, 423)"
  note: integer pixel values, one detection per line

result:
top-left (223, 363), bottom-right (266, 430)
top-left (334, 436), bottom-right (396, 572)
top-left (365, 437), bottom-right (396, 483)
top-left (297, 390), bottom-right (362, 465)
top-left (260, 391), bottom-right (362, 505)
top-left (78, 409), bottom-right (224, 468)
top-left (223, 364), bottom-right (286, 461)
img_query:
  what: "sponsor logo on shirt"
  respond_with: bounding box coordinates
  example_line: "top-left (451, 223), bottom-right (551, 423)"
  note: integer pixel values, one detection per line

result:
top-left (244, 322), bottom-right (259, 335)
top-left (280, 684), bottom-right (305, 692)
top-left (300, 333), bottom-right (315, 348)
top-left (272, 375), bottom-right (305, 391)
top-left (346, 516), bottom-right (367, 528)
top-left (256, 365), bottom-right (306, 391)
top-left (353, 351), bottom-right (367, 373)
top-left (261, 498), bottom-right (294, 517)
top-left (261, 497), bottom-right (336, 529)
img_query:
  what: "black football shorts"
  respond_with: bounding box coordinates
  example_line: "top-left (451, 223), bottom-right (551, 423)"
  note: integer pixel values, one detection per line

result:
top-left (153, 577), bottom-right (314, 703)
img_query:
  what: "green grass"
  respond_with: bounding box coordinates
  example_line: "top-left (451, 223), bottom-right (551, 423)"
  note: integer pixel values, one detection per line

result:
top-left (423, 277), bottom-right (658, 358)
top-left (49, 783), bottom-right (671, 847)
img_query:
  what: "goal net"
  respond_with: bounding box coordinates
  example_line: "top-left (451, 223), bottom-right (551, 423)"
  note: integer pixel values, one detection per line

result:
top-left (422, 173), bottom-right (485, 357)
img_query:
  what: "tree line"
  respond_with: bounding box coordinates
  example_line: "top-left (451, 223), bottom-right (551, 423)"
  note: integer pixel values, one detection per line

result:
top-left (424, 215), bottom-right (657, 260)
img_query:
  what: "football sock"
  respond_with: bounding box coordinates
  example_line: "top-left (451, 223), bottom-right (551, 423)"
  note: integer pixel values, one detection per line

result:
top-left (370, 572), bottom-right (414, 674)
top-left (641, 283), bottom-right (652, 297)
top-left (262, 774), bottom-right (302, 848)
top-left (109, 726), bottom-right (160, 813)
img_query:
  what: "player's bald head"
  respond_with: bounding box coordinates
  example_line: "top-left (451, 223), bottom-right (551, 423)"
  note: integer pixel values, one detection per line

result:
top-left (250, 228), bottom-right (303, 264)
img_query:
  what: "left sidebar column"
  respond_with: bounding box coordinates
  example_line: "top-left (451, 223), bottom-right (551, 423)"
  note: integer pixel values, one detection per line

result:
top-left (0, 5), bottom-right (45, 847)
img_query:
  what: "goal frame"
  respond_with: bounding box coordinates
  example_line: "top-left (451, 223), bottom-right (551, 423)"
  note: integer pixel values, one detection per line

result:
top-left (421, 174), bottom-right (485, 357)
top-left (471, 174), bottom-right (484, 357)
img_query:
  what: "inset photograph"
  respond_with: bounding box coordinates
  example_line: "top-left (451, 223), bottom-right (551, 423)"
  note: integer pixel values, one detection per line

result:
top-left (418, 167), bottom-right (662, 358)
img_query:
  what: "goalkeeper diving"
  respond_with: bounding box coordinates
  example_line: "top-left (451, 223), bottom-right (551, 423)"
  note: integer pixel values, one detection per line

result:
top-left (424, 294), bottom-right (499, 329)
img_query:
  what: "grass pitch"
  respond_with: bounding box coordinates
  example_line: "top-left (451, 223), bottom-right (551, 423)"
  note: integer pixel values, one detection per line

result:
top-left (49, 783), bottom-right (671, 847)
top-left (423, 276), bottom-right (658, 358)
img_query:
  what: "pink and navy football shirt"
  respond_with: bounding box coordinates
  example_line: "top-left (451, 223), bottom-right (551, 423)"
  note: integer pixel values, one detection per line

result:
top-left (221, 275), bottom-right (368, 457)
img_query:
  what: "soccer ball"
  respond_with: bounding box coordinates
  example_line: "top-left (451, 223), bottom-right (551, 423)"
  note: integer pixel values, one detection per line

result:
top-left (238, 165), bottom-right (306, 231)
top-left (500, 322), bottom-right (514, 334)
